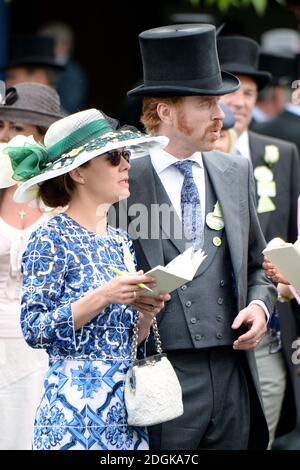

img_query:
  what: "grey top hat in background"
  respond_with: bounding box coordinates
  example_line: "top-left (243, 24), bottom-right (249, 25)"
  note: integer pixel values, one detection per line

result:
top-left (259, 28), bottom-right (300, 86)
top-left (128, 24), bottom-right (240, 97)
top-left (260, 28), bottom-right (300, 58)
top-left (217, 35), bottom-right (271, 91)
top-left (0, 82), bottom-right (64, 128)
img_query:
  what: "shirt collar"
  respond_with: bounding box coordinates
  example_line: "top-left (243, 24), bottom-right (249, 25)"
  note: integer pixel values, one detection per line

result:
top-left (235, 130), bottom-right (250, 160)
top-left (286, 103), bottom-right (300, 117)
top-left (150, 146), bottom-right (203, 175)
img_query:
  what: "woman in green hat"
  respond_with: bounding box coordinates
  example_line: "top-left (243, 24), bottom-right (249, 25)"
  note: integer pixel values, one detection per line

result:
top-left (4, 108), bottom-right (170, 450)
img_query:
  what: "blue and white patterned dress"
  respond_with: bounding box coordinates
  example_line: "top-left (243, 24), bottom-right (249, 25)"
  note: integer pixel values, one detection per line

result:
top-left (20, 213), bottom-right (148, 450)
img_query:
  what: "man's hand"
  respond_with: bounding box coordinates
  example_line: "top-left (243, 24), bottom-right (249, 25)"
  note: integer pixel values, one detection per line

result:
top-left (231, 304), bottom-right (267, 350)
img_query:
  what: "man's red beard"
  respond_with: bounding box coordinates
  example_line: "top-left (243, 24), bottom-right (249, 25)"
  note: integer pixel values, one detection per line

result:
top-left (177, 111), bottom-right (223, 137)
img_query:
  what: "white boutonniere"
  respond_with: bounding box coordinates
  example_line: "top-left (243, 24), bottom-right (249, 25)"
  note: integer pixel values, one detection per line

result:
top-left (264, 145), bottom-right (279, 165)
top-left (206, 200), bottom-right (225, 231)
top-left (254, 145), bottom-right (279, 214)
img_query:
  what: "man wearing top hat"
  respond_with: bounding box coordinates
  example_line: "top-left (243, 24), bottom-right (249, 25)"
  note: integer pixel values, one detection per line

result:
top-left (251, 51), bottom-right (297, 125)
top-left (4, 34), bottom-right (63, 89)
top-left (218, 35), bottom-right (300, 448)
top-left (113, 24), bottom-right (277, 450)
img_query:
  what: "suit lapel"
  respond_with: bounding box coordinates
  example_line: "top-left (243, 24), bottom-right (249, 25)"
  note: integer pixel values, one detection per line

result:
top-left (127, 157), bottom-right (164, 269)
top-left (202, 152), bottom-right (243, 277)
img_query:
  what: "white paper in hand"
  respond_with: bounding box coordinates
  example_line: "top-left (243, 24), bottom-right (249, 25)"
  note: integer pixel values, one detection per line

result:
top-left (143, 247), bottom-right (206, 297)
top-left (263, 238), bottom-right (300, 292)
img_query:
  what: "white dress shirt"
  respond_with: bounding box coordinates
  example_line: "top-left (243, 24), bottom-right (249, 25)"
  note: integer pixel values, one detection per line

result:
top-left (234, 130), bottom-right (251, 161)
top-left (285, 103), bottom-right (300, 118)
top-left (150, 144), bottom-right (270, 322)
top-left (149, 147), bottom-right (205, 223)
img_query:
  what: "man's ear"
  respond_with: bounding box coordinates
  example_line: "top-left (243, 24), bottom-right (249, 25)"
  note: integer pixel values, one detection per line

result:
top-left (156, 102), bottom-right (174, 125)
top-left (68, 168), bottom-right (85, 184)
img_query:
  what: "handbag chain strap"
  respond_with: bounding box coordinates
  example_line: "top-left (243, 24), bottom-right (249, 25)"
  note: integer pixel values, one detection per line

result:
top-left (130, 314), bottom-right (163, 362)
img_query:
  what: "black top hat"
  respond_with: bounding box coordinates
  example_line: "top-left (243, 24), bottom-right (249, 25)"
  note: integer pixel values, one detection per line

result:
top-left (259, 52), bottom-right (297, 86)
top-left (217, 36), bottom-right (271, 91)
top-left (6, 35), bottom-right (63, 70)
top-left (128, 24), bottom-right (240, 97)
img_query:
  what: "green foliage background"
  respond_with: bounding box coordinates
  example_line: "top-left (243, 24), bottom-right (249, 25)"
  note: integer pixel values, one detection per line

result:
top-left (189, 0), bottom-right (268, 15)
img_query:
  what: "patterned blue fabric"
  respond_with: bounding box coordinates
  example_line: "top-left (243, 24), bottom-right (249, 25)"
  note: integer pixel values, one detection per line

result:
top-left (174, 160), bottom-right (203, 249)
top-left (20, 213), bottom-right (148, 450)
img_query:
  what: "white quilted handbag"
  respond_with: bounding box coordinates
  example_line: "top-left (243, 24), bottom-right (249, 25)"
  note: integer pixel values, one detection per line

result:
top-left (125, 316), bottom-right (183, 427)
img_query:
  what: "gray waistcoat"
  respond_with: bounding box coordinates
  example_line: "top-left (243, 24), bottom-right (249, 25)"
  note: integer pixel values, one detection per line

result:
top-left (147, 170), bottom-right (238, 352)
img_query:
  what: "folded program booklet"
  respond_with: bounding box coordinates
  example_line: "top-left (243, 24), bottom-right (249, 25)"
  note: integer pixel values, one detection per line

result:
top-left (143, 247), bottom-right (207, 297)
top-left (263, 238), bottom-right (300, 292)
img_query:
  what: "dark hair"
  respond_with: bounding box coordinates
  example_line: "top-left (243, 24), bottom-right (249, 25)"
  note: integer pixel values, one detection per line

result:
top-left (38, 161), bottom-right (90, 207)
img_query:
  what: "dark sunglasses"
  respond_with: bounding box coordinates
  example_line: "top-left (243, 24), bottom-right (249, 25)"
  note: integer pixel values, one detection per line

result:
top-left (105, 149), bottom-right (131, 166)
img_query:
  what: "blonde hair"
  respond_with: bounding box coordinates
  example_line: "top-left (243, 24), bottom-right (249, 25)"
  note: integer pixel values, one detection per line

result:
top-left (227, 128), bottom-right (238, 153)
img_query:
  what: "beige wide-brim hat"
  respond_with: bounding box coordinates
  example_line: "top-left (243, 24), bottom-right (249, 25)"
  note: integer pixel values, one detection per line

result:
top-left (0, 82), bottom-right (64, 128)
top-left (3, 108), bottom-right (168, 203)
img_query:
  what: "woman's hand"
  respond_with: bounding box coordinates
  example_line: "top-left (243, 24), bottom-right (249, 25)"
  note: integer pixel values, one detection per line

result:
top-left (263, 256), bottom-right (290, 285)
top-left (132, 293), bottom-right (171, 343)
top-left (99, 270), bottom-right (156, 305)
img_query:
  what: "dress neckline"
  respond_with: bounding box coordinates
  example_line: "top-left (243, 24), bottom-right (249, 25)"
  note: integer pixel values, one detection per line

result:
top-left (59, 212), bottom-right (116, 240)
top-left (0, 214), bottom-right (46, 236)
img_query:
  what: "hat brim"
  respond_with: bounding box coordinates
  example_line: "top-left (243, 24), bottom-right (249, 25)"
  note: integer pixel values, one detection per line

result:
top-left (220, 63), bottom-right (271, 91)
top-left (5, 57), bottom-right (64, 71)
top-left (127, 71), bottom-right (240, 97)
top-left (13, 131), bottom-right (168, 203)
top-left (0, 106), bottom-right (65, 128)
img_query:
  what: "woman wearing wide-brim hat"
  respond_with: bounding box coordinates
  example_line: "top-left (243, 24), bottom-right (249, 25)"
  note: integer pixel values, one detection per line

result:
top-left (4, 108), bottom-right (170, 450)
top-left (0, 81), bottom-right (64, 450)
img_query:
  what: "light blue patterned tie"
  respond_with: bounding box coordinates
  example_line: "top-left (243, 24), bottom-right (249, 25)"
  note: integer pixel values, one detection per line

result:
top-left (174, 160), bottom-right (204, 250)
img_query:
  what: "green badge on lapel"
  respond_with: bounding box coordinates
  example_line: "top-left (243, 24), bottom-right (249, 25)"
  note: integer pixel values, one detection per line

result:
top-left (213, 236), bottom-right (222, 247)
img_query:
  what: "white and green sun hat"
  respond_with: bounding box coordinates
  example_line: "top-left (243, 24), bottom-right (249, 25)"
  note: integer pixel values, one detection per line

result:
top-left (3, 108), bottom-right (168, 203)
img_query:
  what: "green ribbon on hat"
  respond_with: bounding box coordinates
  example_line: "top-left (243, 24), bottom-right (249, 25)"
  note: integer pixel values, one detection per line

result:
top-left (5, 143), bottom-right (50, 181)
top-left (4, 118), bottom-right (113, 182)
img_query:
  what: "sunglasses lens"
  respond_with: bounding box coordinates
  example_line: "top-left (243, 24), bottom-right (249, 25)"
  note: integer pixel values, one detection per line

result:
top-left (106, 150), bottom-right (131, 166)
